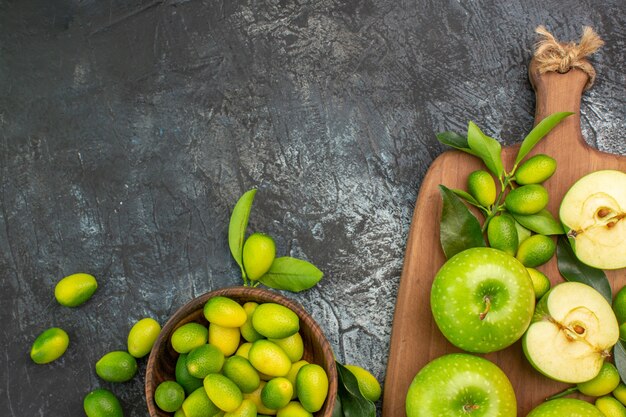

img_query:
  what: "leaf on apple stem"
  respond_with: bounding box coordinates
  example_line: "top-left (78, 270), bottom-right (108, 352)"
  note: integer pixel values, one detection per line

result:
top-left (258, 257), bottom-right (323, 292)
top-left (614, 341), bottom-right (626, 384)
top-left (435, 131), bottom-right (478, 156)
top-left (336, 362), bottom-right (376, 417)
top-left (439, 185), bottom-right (486, 259)
top-left (556, 236), bottom-right (612, 304)
top-left (511, 209), bottom-right (565, 235)
top-left (228, 189), bottom-right (257, 281)
top-left (514, 112), bottom-right (573, 167)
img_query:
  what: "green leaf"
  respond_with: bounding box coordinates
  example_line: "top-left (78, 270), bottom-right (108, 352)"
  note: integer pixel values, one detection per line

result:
top-left (556, 235), bottom-right (612, 304)
top-left (614, 341), bottom-right (626, 384)
top-left (511, 209), bottom-right (565, 235)
top-left (336, 362), bottom-right (376, 417)
top-left (514, 112), bottom-right (573, 167)
top-left (228, 189), bottom-right (257, 280)
top-left (439, 185), bottom-right (485, 259)
top-left (451, 188), bottom-right (483, 208)
top-left (467, 121), bottom-right (504, 178)
top-left (258, 257), bottom-right (323, 292)
top-left (436, 131), bottom-right (477, 156)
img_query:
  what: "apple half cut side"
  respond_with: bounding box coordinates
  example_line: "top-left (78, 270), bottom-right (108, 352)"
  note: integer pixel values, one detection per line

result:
top-left (406, 353), bottom-right (517, 417)
top-left (522, 281), bottom-right (619, 384)
top-left (559, 170), bottom-right (626, 270)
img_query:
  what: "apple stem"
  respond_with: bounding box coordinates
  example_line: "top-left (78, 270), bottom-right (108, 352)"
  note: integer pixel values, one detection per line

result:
top-left (545, 386), bottom-right (579, 401)
top-left (463, 404), bottom-right (480, 412)
top-left (479, 296), bottom-right (491, 320)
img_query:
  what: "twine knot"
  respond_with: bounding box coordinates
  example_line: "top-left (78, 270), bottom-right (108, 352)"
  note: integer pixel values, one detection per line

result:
top-left (533, 26), bottom-right (604, 90)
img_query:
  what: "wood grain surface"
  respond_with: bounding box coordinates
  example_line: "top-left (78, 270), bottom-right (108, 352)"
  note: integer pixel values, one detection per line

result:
top-left (383, 60), bottom-right (626, 416)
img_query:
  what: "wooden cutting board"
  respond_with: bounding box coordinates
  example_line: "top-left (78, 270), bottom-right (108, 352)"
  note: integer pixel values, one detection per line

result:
top-left (383, 58), bottom-right (626, 416)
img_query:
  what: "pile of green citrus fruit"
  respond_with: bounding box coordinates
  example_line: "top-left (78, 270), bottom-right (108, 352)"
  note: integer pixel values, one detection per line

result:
top-left (154, 295), bottom-right (330, 417)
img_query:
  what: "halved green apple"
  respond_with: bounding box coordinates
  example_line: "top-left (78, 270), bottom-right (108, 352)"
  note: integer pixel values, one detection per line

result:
top-left (560, 170), bottom-right (626, 270)
top-left (523, 281), bottom-right (619, 384)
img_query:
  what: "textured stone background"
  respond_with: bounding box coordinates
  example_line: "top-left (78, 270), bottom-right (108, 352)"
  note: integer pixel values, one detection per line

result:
top-left (1, 0), bottom-right (624, 415)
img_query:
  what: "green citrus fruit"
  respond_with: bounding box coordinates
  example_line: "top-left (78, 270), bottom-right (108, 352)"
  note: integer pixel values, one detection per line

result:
top-left (240, 302), bottom-right (264, 342)
top-left (514, 220), bottom-right (532, 246)
top-left (236, 342), bottom-right (253, 359)
top-left (223, 355), bottom-right (261, 394)
top-left (248, 340), bottom-right (292, 377)
top-left (252, 303), bottom-right (299, 339)
top-left (95, 351), bottom-right (138, 382)
top-left (209, 323), bottom-right (241, 356)
top-left (127, 317), bottom-right (161, 358)
top-left (613, 286), bottom-right (626, 324)
top-left (286, 360), bottom-right (309, 399)
top-left (182, 387), bottom-right (220, 417)
top-left (277, 401), bottom-right (313, 417)
top-left (270, 332), bottom-right (304, 363)
top-left (243, 233), bottom-right (276, 281)
top-left (526, 268), bottom-right (551, 299)
top-left (261, 377), bottom-right (293, 410)
top-left (613, 383), bottom-right (626, 405)
top-left (343, 364), bottom-right (381, 402)
top-left (596, 396), bottom-right (626, 417)
top-left (204, 296), bottom-right (247, 328)
top-left (243, 381), bottom-right (277, 415)
top-left (487, 215), bottom-right (519, 256)
top-left (204, 373), bottom-right (243, 413)
top-left (30, 327), bottom-right (69, 364)
top-left (516, 234), bottom-right (556, 267)
top-left (83, 389), bottom-right (123, 417)
top-left (186, 343), bottom-right (225, 379)
top-left (296, 364), bottom-right (329, 413)
top-left (467, 170), bottom-right (497, 207)
top-left (155, 381), bottom-right (186, 412)
top-left (171, 322), bottom-right (209, 354)
top-left (175, 353), bottom-right (204, 395)
top-left (505, 184), bottom-right (549, 215)
top-left (173, 408), bottom-right (186, 417)
top-left (578, 362), bottom-right (621, 397)
top-left (55, 272), bottom-right (98, 307)
top-left (515, 154), bottom-right (557, 185)
top-left (224, 398), bottom-right (257, 417)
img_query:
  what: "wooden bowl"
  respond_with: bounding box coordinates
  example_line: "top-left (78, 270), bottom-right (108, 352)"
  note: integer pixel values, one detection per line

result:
top-left (145, 286), bottom-right (338, 417)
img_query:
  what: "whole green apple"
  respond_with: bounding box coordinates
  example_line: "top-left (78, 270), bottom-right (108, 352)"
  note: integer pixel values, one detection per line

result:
top-left (406, 353), bottom-right (516, 417)
top-left (430, 247), bottom-right (535, 353)
top-left (526, 398), bottom-right (604, 416)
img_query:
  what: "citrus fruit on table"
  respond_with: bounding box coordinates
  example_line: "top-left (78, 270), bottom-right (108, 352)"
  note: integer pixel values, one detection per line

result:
top-left (515, 154), bottom-right (557, 185)
top-left (240, 302), bottom-right (263, 342)
top-left (248, 339), bottom-right (292, 377)
top-left (614, 286), bottom-right (626, 324)
top-left (270, 332), bottom-right (304, 362)
top-left (204, 373), bottom-right (244, 412)
top-left (487, 214), bottom-right (519, 256)
top-left (127, 317), bottom-right (161, 358)
top-left (577, 362), bottom-right (620, 397)
top-left (252, 302), bottom-right (300, 339)
top-left (154, 380), bottom-right (186, 412)
top-left (261, 377), bottom-right (293, 409)
top-left (596, 396), bottom-right (626, 417)
top-left (467, 169), bottom-right (496, 207)
top-left (224, 398), bottom-right (257, 417)
top-left (516, 234), bottom-right (556, 267)
top-left (30, 327), bottom-right (69, 364)
top-left (223, 355), bottom-right (261, 393)
top-left (526, 267), bottom-right (551, 299)
top-left (505, 184), bottom-right (549, 215)
top-left (182, 386), bottom-right (220, 417)
top-left (209, 322), bottom-right (241, 356)
top-left (95, 350), bottom-right (138, 382)
top-left (171, 322), bottom-right (209, 354)
top-left (296, 364), bottom-right (329, 413)
top-left (175, 353), bottom-right (203, 395)
top-left (526, 398), bottom-right (604, 416)
top-left (343, 364), bottom-right (381, 402)
top-left (185, 343), bottom-right (224, 378)
top-left (243, 233), bottom-right (276, 280)
top-left (54, 272), bottom-right (98, 307)
top-left (203, 296), bottom-right (247, 328)
top-left (84, 389), bottom-right (123, 417)
top-left (277, 401), bottom-right (313, 417)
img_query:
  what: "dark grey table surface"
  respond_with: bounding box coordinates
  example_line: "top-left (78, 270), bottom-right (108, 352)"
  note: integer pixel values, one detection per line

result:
top-left (2, 0), bottom-right (625, 415)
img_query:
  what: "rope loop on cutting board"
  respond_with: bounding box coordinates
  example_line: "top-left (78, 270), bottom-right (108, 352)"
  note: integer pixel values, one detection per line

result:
top-left (534, 25), bottom-right (604, 90)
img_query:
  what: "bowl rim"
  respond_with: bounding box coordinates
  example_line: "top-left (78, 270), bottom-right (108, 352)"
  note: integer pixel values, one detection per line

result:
top-left (145, 285), bottom-right (338, 417)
